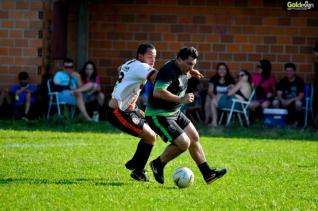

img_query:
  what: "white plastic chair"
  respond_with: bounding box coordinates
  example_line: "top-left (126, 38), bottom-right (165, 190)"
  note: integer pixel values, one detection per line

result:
top-left (218, 89), bottom-right (255, 127)
top-left (46, 79), bottom-right (76, 119)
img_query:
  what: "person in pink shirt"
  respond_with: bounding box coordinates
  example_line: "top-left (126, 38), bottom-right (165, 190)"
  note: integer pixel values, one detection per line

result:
top-left (249, 59), bottom-right (276, 117)
top-left (73, 61), bottom-right (105, 119)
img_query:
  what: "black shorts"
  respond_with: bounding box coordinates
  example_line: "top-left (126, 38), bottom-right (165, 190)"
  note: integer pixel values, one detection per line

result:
top-left (146, 111), bottom-right (190, 142)
top-left (106, 105), bottom-right (145, 137)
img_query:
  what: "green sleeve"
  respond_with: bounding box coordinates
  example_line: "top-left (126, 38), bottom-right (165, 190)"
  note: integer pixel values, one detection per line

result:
top-left (154, 80), bottom-right (171, 91)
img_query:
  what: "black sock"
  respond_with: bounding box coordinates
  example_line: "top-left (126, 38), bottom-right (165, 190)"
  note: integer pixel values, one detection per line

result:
top-left (154, 156), bottom-right (166, 169)
top-left (129, 139), bottom-right (145, 163)
top-left (198, 162), bottom-right (211, 177)
top-left (133, 139), bottom-right (153, 171)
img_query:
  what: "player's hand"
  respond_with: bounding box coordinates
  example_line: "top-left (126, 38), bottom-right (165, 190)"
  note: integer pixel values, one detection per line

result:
top-left (189, 69), bottom-right (204, 79)
top-left (181, 93), bottom-right (194, 104)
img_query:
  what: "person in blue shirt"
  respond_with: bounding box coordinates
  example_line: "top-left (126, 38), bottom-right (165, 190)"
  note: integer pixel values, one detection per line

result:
top-left (52, 58), bottom-right (92, 121)
top-left (0, 72), bottom-right (37, 120)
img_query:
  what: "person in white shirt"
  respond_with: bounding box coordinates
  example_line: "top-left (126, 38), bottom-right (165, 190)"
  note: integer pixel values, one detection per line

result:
top-left (107, 43), bottom-right (157, 182)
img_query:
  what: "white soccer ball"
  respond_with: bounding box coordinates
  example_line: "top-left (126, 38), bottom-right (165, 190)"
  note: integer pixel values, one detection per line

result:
top-left (173, 167), bottom-right (194, 188)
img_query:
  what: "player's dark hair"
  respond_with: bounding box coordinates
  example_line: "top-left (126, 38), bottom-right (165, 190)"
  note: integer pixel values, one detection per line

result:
top-left (80, 61), bottom-right (97, 82)
top-left (18, 71), bottom-right (29, 80)
top-left (63, 58), bottom-right (74, 64)
top-left (136, 43), bottom-right (155, 58)
top-left (177, 47), bottom-right (198, 60)
top-left (284, 63), bottom-right (296, 71)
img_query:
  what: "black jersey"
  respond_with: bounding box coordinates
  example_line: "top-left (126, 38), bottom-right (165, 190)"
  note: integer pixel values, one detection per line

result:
top-left (145, 60), bottom-right (189, 116)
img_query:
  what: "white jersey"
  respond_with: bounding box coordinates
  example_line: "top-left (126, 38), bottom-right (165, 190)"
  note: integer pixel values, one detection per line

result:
top-left (111, 59), bottom-right (152, 110)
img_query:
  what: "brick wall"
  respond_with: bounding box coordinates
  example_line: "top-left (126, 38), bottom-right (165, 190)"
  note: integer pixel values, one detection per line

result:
top-left (0, 0), bottom-right (47, 89)
top-left (0, 0), bottom-right (317, 93)
top-left (89, 0), bottom-right (318, 94)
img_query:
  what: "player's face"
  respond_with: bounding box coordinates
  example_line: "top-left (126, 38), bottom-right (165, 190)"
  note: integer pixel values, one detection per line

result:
top-left (177, 56), bottom-right (197, 73)
top-left (140, 48), bottom-right (156, 67)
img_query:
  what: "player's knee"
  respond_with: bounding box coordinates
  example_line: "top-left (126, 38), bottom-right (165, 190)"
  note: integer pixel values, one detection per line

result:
top-left (176, 136), bottom-right (190, 151)
top-left (142, 130), bottom-right (156, 145)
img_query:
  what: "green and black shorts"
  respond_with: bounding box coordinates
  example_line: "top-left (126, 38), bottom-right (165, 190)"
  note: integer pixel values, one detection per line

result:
top-left (146, 111), bottom-right (190, 142)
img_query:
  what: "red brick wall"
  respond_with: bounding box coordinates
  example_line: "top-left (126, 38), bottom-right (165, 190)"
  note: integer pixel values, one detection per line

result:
top-left (0, 0), bottom-right (317, 94)
top-left (0, 0), bottom-right (46, 89)
top-left (89, 0), bottom-right (318, 94)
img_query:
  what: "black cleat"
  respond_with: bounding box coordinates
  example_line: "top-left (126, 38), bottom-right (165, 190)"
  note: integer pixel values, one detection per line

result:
top-left (125, 159), bottom-right (136, 171)
top-left (204, 168), bottom-right (227, 184)
top-left (130, 169), bottom-right (149, 182)
top-left (150, 160), bottom-right (164, 184)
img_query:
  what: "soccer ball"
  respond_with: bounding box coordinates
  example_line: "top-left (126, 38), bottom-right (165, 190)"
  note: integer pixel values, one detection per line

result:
top-left (173, 167), bottom-right (194, 188)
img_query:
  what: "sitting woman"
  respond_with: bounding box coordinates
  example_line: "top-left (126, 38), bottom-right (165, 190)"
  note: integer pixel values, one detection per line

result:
top-left (218, 69), bottom-right (252, 113)
top-left (205, 62), bottom-right (235, 126)
top-left (249, 59), bottom-right (276, 118)
top-left (73, 61), bottom-right (105, 119)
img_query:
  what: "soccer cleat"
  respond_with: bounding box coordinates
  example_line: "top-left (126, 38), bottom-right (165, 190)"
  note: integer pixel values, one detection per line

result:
top-left (125, 159), bottom-right (136, 171)
top-left (204, 168), bottom-right (227, 184)
top-left (130, 169), bottom-right (149, 182)
top-left (150, 160), bottom-right (164, 184)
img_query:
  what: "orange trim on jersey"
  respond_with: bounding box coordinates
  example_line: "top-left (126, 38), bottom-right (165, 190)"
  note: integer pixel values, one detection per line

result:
top-left (128, 96), bottom-right (138, 110)
top-left (113, 108), bottom-right (143, 135)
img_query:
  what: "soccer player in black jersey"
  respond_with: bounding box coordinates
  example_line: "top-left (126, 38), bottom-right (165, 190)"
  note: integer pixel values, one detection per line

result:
top-left (145, 47), bottom-right (227, 184)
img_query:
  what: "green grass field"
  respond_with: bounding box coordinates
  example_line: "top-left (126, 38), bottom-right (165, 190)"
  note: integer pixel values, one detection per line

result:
top-left (0, 120), bottom-right (317, 210)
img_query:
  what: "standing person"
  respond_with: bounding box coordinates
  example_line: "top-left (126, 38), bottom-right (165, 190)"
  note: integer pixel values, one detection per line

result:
top-left (107, 43), bottom-right (157, 182)
top-left (272, 63), bottom-right (305, 126)
top-left (53, 58), bottom-right (92, 121)
top-left (145, 47), bottom-right (227, 185)
top-left (249, 59), bottom-right (276, 118)
top-left (205, 62), bottom-right (235, 127)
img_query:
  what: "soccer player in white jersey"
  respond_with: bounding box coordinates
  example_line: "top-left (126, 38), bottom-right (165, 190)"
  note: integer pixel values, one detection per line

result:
top-left (107, 43), bottom-right (157, 181)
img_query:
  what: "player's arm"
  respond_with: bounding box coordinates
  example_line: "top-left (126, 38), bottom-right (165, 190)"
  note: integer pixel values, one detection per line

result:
top-left (189, 69), bottom-right (204, 79)
top-left (146, 69), bottom-right (158, 84)
top-left (153, 81), bottom-right (193, 104)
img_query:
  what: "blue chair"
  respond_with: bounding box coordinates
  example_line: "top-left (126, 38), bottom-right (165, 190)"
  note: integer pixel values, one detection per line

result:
top-left (46, 79), bottom-right (76, 119)
top-left (303, 83), bottom-right (314, 128)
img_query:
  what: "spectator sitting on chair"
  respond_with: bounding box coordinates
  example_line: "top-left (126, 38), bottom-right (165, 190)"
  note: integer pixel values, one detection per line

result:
top-left (205, 62), bottom-right (235, 126)
top-left (217, 69), bottom-right (252, 117)
top-left (249, 59), bottom-right (276, 119)
top-left (272, 63), bottom-right (305, 126)
top-left (53, 58), bottom-right (92, 121)
top-left (0, 72), bottom-right (37, 120)
top-left (73, 61), bottom-right (105, 120)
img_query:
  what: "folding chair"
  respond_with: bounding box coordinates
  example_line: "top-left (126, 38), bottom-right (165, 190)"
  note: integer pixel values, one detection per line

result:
top-left (303, 83), bottom-right (314, 128)
top-left (46, 79), bottom-right (76, 119)
top-left (218, 89), bottom-right (255, 127)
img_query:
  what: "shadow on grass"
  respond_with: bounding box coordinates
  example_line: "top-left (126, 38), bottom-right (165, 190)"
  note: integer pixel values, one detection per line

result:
top-left (0, 119), bottom-right (317, 141)
top-left (0, 177), bottom-right (126, 186)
